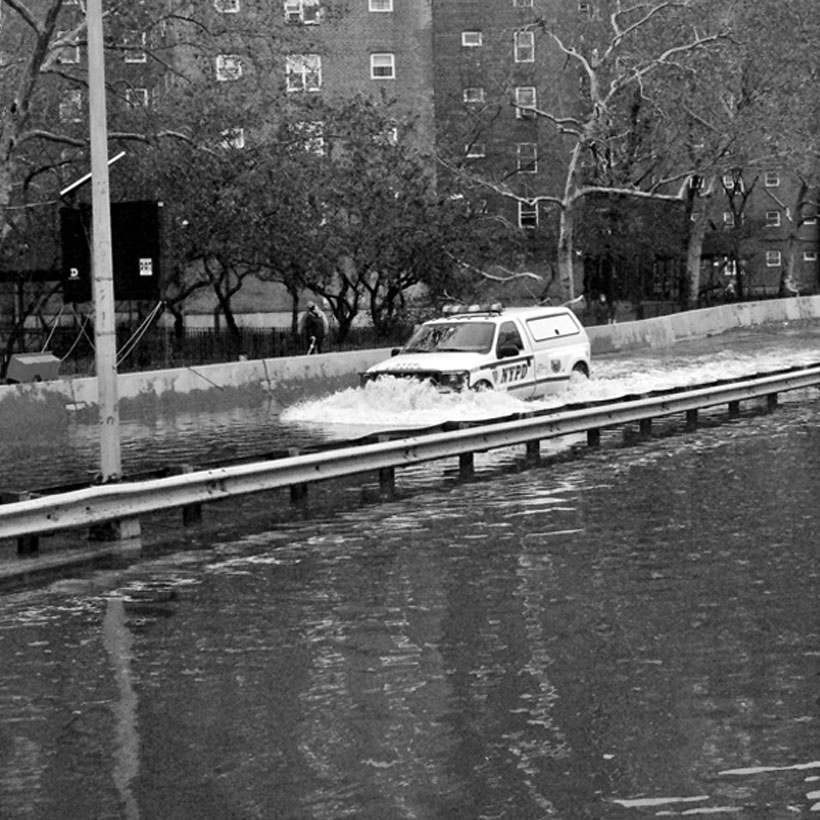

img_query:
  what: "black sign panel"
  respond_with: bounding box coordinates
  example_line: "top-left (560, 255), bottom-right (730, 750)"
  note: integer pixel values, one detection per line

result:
top-left (61, 201), bottom-right (161, 303)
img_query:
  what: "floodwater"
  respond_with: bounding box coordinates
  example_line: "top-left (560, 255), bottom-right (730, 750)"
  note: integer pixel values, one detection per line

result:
top-left (5, 319), bottom-right (820, 491)
top-left (2, 320), bottom-right (820, 818)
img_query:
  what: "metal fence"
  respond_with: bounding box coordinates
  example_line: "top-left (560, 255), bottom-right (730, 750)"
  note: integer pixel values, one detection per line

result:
top-left (9, 323), bottom-right (410, 377)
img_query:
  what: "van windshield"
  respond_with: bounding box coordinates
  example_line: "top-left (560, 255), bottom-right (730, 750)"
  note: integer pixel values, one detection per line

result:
top-left (403, 322), bottom-right (495, 354)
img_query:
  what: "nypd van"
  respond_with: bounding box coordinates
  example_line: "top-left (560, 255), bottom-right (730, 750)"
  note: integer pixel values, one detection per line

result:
top-left (361, 304), bottom-right (591, 399)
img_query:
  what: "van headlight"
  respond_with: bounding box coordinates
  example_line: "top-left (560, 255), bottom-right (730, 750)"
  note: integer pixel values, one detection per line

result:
top-left (437, 371), bottom-right (469, 391)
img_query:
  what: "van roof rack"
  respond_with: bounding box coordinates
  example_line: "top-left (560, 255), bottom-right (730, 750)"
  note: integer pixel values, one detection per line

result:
top-left (441, 302), bottom-right (504, 316)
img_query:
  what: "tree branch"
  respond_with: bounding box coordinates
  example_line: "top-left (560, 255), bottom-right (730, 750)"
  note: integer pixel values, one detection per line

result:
top-left (2, 0), bottom-right (43, 36)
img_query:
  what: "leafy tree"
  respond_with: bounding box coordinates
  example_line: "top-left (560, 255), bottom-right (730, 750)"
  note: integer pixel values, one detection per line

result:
top-left (251, 95), bottom-right (524, 341)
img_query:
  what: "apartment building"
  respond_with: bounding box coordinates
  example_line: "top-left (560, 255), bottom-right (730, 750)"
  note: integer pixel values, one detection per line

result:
top-left (703, 170), bottom-right (819, 298)
top-left (165, 0), bottom-right (435, 154)
top-left (3, 1), bottom-right (817, 306)
top-left (431, 0), bottom-right (581, 232)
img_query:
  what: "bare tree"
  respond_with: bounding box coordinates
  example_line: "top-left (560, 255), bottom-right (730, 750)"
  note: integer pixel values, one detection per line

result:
top-left (522, 1), bottom-right (729, 301)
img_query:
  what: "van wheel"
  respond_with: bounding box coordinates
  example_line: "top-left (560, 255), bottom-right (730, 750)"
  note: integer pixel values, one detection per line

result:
top-left (472, 380), bottom-right (493, 392)
top-left (571, 363), bottom-right (590, 381)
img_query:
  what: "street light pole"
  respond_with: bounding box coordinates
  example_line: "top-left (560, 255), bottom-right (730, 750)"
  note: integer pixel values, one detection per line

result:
top-left (86, 0), bottom-right (121, 483)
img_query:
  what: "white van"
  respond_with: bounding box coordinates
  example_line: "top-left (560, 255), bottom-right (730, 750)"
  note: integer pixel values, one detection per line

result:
top-left (361, 304), bottom-right (591, 399)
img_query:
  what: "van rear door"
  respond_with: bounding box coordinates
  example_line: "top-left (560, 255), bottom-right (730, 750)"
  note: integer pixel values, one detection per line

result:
top-left (524, 311), bottom-right (586, 396)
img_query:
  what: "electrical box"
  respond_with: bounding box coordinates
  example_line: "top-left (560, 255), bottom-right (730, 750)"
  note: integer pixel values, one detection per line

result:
top-left (6, 353), bottom-right (61, 384)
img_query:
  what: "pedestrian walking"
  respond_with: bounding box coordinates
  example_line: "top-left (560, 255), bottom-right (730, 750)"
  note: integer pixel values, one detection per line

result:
top-left (298, 301), bottom-right (329, 354)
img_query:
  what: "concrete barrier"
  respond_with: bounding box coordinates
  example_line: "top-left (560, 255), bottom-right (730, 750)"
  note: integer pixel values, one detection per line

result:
top-left (2, 296), bottom-right (820, 435)
top-left (586, 295), bottom-right (820, 354)
top-left (0, 348), bottom-right (393, 435)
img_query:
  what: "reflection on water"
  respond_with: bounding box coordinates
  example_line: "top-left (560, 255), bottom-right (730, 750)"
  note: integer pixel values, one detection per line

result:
top-left (102, 598), bottom-right (140, 820)
top-left (2, 399), bottom-right (820, 817)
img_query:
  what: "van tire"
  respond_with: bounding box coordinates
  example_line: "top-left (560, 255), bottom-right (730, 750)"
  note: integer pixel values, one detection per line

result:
top-left (472, 380), bottom-right (493, 392)
top-left (571, 363), bottom-right (589, 379)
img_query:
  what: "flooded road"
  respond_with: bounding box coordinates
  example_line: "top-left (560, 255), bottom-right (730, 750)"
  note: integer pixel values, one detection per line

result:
top-left (2, 320), bottom-right (820, 818)
top-left (4, 319), bottom-right (820, 491)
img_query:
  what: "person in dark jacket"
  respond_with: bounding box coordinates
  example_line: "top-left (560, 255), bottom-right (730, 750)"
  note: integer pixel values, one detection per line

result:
top-left (298, 301), bottom-right (329, 354)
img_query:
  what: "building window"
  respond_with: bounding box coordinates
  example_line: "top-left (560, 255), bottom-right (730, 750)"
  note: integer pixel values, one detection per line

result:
top-left (125, 87), bottom-right (149, 108)
top-left (215, 0), bottom-right (240, 10)
top-left (124, 32), bottom-right (147, 63)
top-left (513, 0), bottom-right (534, 6)
top-left (466, 143), bottom-right (486, 159)
top-left (291, 121), bottom-right (325, 154)
top-left (59, 89), bottom-right (83, 122)
top-left (216, 54), bottom-right (243, 81)
top-left (765, 210), bottom-right (781, 228)
top-left (374, 126), bottom-right (399, 146)
top-left (463, 87), bottom-right (485, 103)
top-left (517, 142), bottom-right (537, 173)
top-left (369, 0), bottom-right (393, 10)
top-left (515, 86), bottom-right (537, 117)
top-left (462, 31), bottom-right (483, 47)
top-left (722, 212), bottom-right (735, 228)
top-left (766, 250), bottom-right (782, 267)
top-left (221, 128), bottom-right (246, 149)
top-left (285, 0), bottom-right (321, 24)
top-left (764, 171), bottom-right (780, 187)
top-left (370, 53), bottom-right (395, 79)
top-left (804, 251), bottom-right (818, 262)
top-left (514, 31), bottom-right (535, 62)
top-left (579, 1), bottom-right (592, 14)
top-left (56, 31), bottom-right (80, 64)
top-left (519, 201), bottom-right (538, 229)
top-left (722, 173), bottom-right (744, 193)
top-left (286, 54), bottom-right (322, 91)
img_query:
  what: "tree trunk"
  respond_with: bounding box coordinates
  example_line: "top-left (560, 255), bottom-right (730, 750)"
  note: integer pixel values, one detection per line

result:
top-left (686, 209), bottom-right (708, 308)
top-left (682, 177), bottom-right (710, 309)
top-left (780, 233), bottom-right (799, 296)
top-left (557, 206), bottom-right (576, 303)
top-left (288, 283), bottom-right (300, 336)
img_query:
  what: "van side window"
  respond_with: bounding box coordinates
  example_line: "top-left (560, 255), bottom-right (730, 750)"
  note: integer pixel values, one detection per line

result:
top-left (496, 321), bottom-right (523, 355)
top-left (526, 312), bottom-right (581, 341)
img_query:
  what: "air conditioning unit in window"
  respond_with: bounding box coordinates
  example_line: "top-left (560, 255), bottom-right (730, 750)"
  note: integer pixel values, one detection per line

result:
top-left (284, 0), bottom-right (302, 22)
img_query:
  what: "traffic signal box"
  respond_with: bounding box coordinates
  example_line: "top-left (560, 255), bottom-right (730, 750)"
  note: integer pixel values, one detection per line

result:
top-left (61, 201), bottom-right (161, 303)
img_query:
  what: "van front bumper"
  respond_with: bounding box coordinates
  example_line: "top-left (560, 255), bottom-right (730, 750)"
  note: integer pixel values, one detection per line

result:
top-left (360, 370), bottom-right (470, 392)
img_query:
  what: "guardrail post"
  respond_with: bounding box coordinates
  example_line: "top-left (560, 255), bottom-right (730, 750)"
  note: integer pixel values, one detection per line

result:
top-left (728, 400), bottom-right (740, 418)
top-left (288, 449), bottom-right (309, 508)
top-left (0, 491), bottom-right (39, 555)
top-left (526, 440), bottom-right (540, 464)
top-left (88, 517), bottom-right (141, 550)
top-left (290, 484), bottom-right (308, 508)
top-left (639, 418), bottom-right (652, 438)
top-left (459, 452), bottom-right (474, 478)
top-left (767, 393), bottom-right (778, 412)
top-left (172, 465), bottom-right (202, 526)
top-left (587, 429), bottom-right (601, 447)
top-left (377, 436), bottom-right (396, 497)
top-left (685, 409), bottom-right (698, 431)
top-left (379, 467), bottom-right (396, 497)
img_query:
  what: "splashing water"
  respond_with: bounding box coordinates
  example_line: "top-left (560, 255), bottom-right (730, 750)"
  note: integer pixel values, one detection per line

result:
top-left (281, 376), bottom-right (530, 432)
top-left (281, 342), bottom-right (820, 438)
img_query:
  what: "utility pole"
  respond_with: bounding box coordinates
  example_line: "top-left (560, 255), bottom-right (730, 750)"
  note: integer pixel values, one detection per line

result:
top-left (87, 0), bottom-right (121, 484)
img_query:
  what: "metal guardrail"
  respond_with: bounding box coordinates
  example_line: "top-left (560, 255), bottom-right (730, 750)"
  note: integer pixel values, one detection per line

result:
top-left (1, 363), bottom-right (820, 546)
